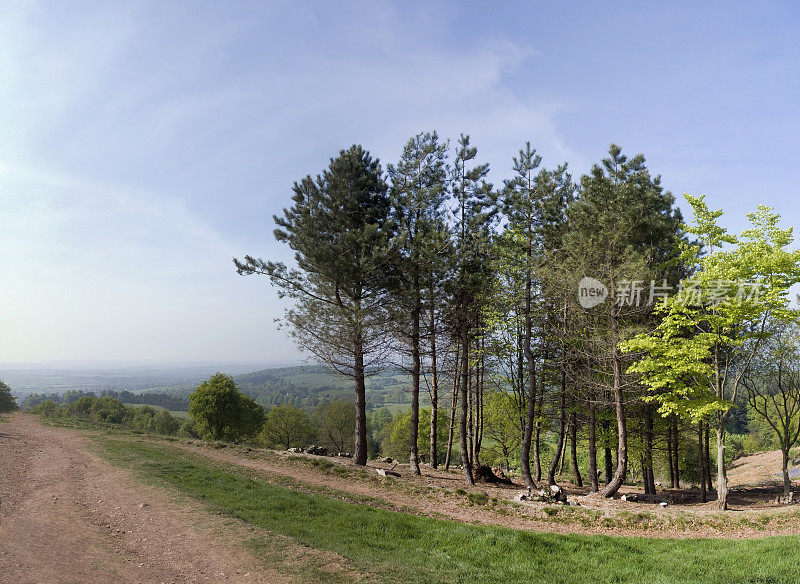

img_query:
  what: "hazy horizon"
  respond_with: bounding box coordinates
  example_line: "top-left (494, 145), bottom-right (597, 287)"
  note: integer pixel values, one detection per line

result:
top-left (0, 359), bottom-right (302, 371)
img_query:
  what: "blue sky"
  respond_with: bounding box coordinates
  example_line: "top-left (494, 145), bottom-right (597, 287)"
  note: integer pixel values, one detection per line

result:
top-left (1, 1), bottom-right (798, 365)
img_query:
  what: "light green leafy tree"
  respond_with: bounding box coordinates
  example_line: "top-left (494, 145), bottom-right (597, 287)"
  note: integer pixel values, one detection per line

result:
top-left (482, 391), bottom-right (524, 471)
top-left (313, 399), bottom-right (356, 453)
top-left (384, 407), bottom-right (449, 464)
top-left (622, 195), bottom-right (800, 509)
top-left (260, 404), bottom-right (316, 450)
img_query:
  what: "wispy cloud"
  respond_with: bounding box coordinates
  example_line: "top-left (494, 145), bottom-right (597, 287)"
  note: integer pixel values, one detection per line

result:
top-left (0, 161), bottom-right (285, 363)
top-left (0, 1), bottom-right (577, 364)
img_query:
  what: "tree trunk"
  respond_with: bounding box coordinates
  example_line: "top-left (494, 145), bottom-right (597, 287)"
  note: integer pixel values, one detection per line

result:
top-left (459, 330), bottom-right (474, 485)
top-left (520, 263), bottom-right (537, 488)
top-left (716, 417), bottom-right (728, 510)
top-left (474, 346), bottom-right (484, 466)
top-left (569, 412), bottom-right (583, 487)
top-left (429, 306), bottom-right (439, 469)
top-left (705, 423), bottom-right (713, 492)
top-left (467, 364), bottom-right (474, 469)
top-left (548, 369), bottom-right (567, 486)
top-left (444, 348), bottom-right (459, 470)
top-left (666, 424), bottom-right (674, 487)
top-left (782, 447), bottom-right (791, 496)
top-left (520, 356), bottom-right (537, 487)
top-left (672, 416), bottom-right (680, 488)
top-left (643, 404), bottom-right (655, 495)
top-left (698, 421), bottom-right (706, 503)
top-left (353, 339), bottom-right (368, 466)
top-left (409, 299), bottom-right (421, 475)
top-left (600, 313), bottom-right (627, 498)
top-left (588, 399), bottom-right (599, 492)
top-left (603, 419), bottom-right (613, 484)
top-left (534, 379), bottom-right (545, 482)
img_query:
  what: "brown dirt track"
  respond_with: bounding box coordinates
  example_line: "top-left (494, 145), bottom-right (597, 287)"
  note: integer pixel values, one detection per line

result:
top-left (0, 413), bottom-right (284, 584)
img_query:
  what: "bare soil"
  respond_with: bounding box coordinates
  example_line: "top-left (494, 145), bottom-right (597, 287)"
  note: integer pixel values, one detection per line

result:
top-left (0, 413), bottom-right (307, 584)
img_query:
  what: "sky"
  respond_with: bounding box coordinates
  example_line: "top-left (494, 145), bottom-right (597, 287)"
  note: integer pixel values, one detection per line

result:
top-left (1, 1), bottom-right (799, 367)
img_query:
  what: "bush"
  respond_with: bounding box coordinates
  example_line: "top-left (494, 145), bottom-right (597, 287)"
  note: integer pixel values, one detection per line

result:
top-left (178, 418), bottom-right (200, 438)
top-left (153, 410), bottom-right (181, 435)
top-left (0, 380), bottom-right (17, 413)
top-left (30, 394), bottom-right (181, 437)
top-left (189, 373), bottom-right (265, 443)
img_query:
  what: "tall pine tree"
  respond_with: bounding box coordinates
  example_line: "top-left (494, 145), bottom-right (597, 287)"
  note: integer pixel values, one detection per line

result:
top-left (234, 145), bottom-right (393, 465)
top-left (387, 131), bottom-right (449, 474)
top-left (446, 134), bottom-right (494, 485)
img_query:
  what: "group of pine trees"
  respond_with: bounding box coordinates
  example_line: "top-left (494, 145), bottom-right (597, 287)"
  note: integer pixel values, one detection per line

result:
top-left (236, 132), bottom-right (800, 510)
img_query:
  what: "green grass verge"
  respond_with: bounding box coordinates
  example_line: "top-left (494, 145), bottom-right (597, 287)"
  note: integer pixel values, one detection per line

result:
top-left (98, 436), bottom-right (800, 584)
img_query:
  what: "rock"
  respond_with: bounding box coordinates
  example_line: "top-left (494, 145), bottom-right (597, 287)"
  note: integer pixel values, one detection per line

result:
top-left (548, 484), bottom-right (568, 503)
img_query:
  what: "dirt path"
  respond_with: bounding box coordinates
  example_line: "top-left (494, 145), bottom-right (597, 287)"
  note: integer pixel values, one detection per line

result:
top-left (170, 439), bottom-right (800, 539)
top-left (0, 414), bottom-right (287, 584)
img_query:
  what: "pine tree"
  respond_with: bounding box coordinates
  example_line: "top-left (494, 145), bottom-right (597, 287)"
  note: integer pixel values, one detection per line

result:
top-left (387, 131), bottom-right (449, 475)
top-left (234, 145), bottom-right (393, 465)
top-left (563, 144), bottom-right (683, 497)
top-left (497, 142), bottom-right (542, 488)
top-left (446, 134), bottom-right (494, 485)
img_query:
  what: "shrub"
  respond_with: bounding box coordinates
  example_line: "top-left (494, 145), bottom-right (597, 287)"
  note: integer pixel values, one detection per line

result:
top-left (189, 373), bottom-right (265, 443)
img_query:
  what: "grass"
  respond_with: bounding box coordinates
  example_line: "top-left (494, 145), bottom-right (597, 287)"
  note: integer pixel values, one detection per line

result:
top-left (96, 436), bottom-right (800, 584)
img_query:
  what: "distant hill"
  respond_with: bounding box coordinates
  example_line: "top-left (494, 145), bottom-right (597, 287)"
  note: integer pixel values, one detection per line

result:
top-left (5, 363), bottom-right (420, 413)
top-left (234, 365), bottom-right (417, 411)
top-left (0, 364), bottom-right (266, 395)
